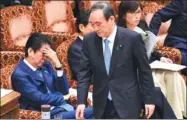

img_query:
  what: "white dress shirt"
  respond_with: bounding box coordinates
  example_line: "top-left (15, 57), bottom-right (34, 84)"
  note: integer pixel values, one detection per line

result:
top-left (102, 25), bottom-right (117, 54)
top-left (78, 35), bottom-right (84, 41)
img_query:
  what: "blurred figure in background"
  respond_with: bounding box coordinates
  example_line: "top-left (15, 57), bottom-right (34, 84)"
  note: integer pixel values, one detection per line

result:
top-left (117, 1), bottom-right (186, 119)
top-left (68, 10), bottom-right (93, 81)
top-left (0, 0), bottom-right (32, 9)
top-left (149, 0), bottom-right (187, 76)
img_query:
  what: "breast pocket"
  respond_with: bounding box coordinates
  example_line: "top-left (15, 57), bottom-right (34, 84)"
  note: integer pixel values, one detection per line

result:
top-left (116, 63), bottom-right (126, 68)
top-left (116, 56), bottom-right (132, 68)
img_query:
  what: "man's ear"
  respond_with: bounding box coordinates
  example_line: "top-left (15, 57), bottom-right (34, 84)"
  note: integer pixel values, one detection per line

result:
top-left (79, 24), bottom-right (85, 33)
top-left (109, 16), bottom-right (115, 23)
top-left (28, 48), bottom-right (33, 56)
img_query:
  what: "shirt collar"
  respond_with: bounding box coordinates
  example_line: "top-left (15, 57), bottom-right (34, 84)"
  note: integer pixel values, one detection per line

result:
top-left (78, 35), bottom-right (84, 41)
top-left (133, 26), bottom-right (146, 35)
top-left (102, 24), bottom-right (117, 43)
top-left (23, 58), bottom-right (37, 71)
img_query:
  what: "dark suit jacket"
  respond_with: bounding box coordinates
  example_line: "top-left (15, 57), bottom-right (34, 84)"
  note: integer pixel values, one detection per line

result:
top-left (11, 58), bottom-right (69, 111)
top-left (149, 49), bottom-right (162, 63)
top-left (68, 37), bottom-right (83, 80)
top-left (149, 0), bottom-right (187, 50)
top-left (77, 27), bottom-right (155, 118)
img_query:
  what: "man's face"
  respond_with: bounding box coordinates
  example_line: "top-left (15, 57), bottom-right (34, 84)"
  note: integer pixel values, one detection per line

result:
top-left (29, 44), bottom-right (50, 68)
top-left (89, 9), bottom-right (115, 38)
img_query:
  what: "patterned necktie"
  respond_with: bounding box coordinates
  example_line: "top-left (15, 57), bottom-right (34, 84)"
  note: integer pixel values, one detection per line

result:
top-left (104, 39), bottom-right (112, 100)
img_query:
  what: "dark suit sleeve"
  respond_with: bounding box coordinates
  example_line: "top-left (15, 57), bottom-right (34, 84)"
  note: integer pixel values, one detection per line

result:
top-left (132, 34), bottom-right (155, 104)
top-left (68, 43), bottom-right (82, 80)
top-left (149, 0), bottom-right (181, 35)
top-left (149, 49), bottom-right (163, 63)
top-left (77, 36), bottom-right (92, 105)
top-left (11, 73), bottom-right (65, 106)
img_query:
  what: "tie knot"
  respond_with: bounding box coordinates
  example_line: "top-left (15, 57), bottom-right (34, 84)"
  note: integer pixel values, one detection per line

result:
top-left (36, 69), bottom-right (43, 78)
top-left (36, 68), bottom-right (41, 72)
top-left (36, 69), bottom-right (40, 73)
top-left (104, 39), bottom-right (109, 44)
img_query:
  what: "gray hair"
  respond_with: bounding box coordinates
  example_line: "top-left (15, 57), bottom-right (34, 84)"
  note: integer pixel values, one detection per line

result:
top-left (89, 2), bottom-right (115, 20)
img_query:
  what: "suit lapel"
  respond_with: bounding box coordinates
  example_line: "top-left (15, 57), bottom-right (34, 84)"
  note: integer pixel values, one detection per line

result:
top-left (109, 27), bottom-right (124, 77)
top-left (95, 35), bottom-right (108, 75)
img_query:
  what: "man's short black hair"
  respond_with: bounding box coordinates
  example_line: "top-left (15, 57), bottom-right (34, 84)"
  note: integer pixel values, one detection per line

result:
top-left (89, 2), bottom-right (115, 21)
top-left (25, 32), bottom-right (52, 57)
top-left (76, 10), bottom-right (90, 33)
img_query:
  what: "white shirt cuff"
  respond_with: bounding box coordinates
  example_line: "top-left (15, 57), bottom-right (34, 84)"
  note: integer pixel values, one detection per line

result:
top-left (56, 70), bottom-right (63, 77)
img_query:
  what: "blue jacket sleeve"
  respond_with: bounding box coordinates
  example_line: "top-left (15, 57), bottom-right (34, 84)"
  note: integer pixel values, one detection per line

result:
top-left (11, 73), bottom-right (65, 106)
top-left (11, 61), bottom-right (69, 107)
top-left (45, 61), bottom-right (69, 95)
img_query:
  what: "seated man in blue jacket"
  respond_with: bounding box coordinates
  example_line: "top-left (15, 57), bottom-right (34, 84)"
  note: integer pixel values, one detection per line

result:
top-left (11, 32), bottom-right (93, 119)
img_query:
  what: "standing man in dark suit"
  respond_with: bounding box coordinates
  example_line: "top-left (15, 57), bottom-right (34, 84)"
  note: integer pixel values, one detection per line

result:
top-left (11, 33), bottom-right (93, 119)
top-left (76, 2), bottom-right (155, 119)
top-left (149, 0), bottom-right (187, 76)
top-left (68, 11), bottom-right (93, 80)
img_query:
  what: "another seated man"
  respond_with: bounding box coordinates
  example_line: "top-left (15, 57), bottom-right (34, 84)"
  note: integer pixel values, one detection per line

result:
top-left (11, 33), bottom-right (93, 119)
top-left (68, 11), bottom-right (93, 80)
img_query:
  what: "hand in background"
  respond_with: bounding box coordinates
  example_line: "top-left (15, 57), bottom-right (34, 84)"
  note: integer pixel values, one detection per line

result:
top-left (160, 57), bottom-right (173, 64)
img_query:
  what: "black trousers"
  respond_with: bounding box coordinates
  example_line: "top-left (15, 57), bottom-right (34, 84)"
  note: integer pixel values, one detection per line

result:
top-left (151, 87), bottom-right (176, 119)
top-left (181, 68), bottom-right (187, 76)
top-left (102, 99), bottom-right (121, 119)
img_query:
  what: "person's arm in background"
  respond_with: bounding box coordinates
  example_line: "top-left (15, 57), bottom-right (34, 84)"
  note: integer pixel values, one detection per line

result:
top-left (149, 0), bottom-right (181, 35)
top-left (11, 72), bottom-right (65, 107)
top-left (68, 43), bottom-right (82, 80)
top-left (44, 61), bottom-right (69, 95)
top-left (43, 46), bottom-right (69, 95)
